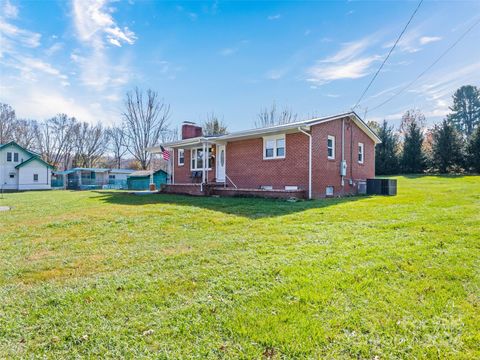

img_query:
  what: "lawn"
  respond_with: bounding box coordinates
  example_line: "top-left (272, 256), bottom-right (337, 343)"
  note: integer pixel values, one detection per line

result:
top-left (0, 176), bottom-right (479, 359)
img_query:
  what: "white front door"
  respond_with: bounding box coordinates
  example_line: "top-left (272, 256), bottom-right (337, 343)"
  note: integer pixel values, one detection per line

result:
top-left (216, 145), bottom-right (226, 182)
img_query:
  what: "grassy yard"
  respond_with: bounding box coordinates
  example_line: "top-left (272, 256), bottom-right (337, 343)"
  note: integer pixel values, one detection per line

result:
top-left (0, 176), bottom-right (479, 359)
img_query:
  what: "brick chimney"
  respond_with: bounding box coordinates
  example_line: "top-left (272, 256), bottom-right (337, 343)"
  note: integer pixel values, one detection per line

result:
top-left (181, 122), bottom-right (203, 140)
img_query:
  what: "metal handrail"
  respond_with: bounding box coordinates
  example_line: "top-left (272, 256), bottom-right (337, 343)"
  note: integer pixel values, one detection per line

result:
top-left (225, 174), bottom-right (238, 189)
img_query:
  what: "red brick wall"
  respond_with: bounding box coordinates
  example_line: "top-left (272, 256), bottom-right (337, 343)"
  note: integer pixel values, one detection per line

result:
top-left (310, 117), bottom-right (375, 198)
top-left (173, 147), bottom-right (216, 183)
top-left (171, 117), bottom-right (375, 198)
top-left (226, 132), bottom-right (309, 190)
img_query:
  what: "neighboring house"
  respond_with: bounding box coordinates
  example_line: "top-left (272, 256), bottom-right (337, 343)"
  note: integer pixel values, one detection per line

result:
top-left (148, 112), bottom-right (381, 199)
top-left (53, 168), bottom-right (136, 190)
top-left (0, 141), bottom-right (53, 191)
top-left (127, 169), bottom-right (168, 190)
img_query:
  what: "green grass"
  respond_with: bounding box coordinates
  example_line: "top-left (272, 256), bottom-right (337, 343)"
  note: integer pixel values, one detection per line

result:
top-left (0, 176), bottom-right (479, 359)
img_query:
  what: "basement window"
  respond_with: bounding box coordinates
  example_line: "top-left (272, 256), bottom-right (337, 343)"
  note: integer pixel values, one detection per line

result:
top-left (263, 134), bottom-right (286, 159)
top-left (326, 186), bottom-right (334, 197)
top-left (358, 143), bottom-right (364, 164)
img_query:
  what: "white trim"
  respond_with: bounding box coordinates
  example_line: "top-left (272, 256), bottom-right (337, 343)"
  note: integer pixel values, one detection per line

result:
top-left (358, 142), bottom-right (364, 164)
top-left (263, 134), bottom-right (286, 160)
top-left (190, 146), bottom-right (212, 171)
top-left (178, 149), bottom-right (185, 166)
top-left (327, 135), bottom-right (335, 160)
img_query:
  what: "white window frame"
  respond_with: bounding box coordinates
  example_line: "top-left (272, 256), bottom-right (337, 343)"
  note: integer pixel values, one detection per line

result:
top-left (190, 147), bottom-right (212, 171)
top-left (326, 186), bottom-right (334, 196)
top-left (263, 134), bottom-right (286, 160)
top-left (178, 149), bottom-right (185, 166)
top-left (327, 135), bottom-right (335, 160)
top-left (358, 143), bottom-right (364, 164)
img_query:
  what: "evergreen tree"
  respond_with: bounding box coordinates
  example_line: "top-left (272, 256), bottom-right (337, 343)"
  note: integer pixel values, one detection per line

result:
top-left (401, 121), bottom-right (425, 173)
top-left (466, 126), bottom-right (480, 173)
top-left (431, 120), bottom-right (464, 173)
top-left (375, 120), bottom-right (399, 175)
top-left (447, 85), bottom-right (480, 137)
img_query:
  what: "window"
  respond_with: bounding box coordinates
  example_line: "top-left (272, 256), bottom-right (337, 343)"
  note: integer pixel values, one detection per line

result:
top-left (263, 135), bottom-right (286, 159)
top-left (326, 186), bottom-right (334, 197)
top-left (6, 152), bottom-right (12, 162)
top-left (327, 135), bottom-right (335, 159)
top-left (109, 174), bottom-right (116, 180)
top-left (358, 143), bottom-right (364, 164)
top-left (178, 149), bottom-right (185, 166)
top-left (13, 152), bottom-right (18, 162)
top-left (33, 174), bottom-right (39, 182)
top-left (191, 147), bottom-right (213, 170)
top-left (9, 173), bottom-right (14, 178)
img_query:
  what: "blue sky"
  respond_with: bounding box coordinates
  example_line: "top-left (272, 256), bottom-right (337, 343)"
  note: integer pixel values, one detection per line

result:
top-left (1, 0), bottom-right (479, 131)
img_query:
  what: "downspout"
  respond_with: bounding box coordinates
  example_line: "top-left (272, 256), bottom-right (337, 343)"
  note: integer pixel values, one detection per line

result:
top-left (298, 127), bottom-right (312, 200)
top-left (172, 148), bottom-right (175, 185)
top-left (341, 118), bottom-right (345, 188)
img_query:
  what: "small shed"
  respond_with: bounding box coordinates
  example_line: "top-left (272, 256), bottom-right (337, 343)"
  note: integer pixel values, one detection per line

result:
top-left (127, 169), bottom-right (168, 190)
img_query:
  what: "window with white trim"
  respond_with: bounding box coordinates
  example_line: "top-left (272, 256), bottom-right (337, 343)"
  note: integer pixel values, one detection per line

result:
top-left (358, 143), bottom-right (364, 164)
top-left (326, 186), bottom-right (334, 196)
top-left (327, 135), bottom-right (335, 159)
top-left (191, 147), bottom-right (213, 170)
top-left (263, 134), bottom-right (286, 159)
top-left (178, 149), bottom-right (185, 166)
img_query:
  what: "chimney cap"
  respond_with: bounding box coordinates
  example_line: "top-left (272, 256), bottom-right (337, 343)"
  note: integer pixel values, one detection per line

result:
top-left (182, 121), bottom-right (197, 125)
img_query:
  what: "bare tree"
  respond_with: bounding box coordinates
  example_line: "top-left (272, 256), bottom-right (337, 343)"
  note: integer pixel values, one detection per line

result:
top-left (255, 102), bottom-right (297, 128)
top-left (202, 113), bottom-right (228, 136)
top-left (12, 119), bottom-right (38, 149)
top-left (0, 103), bottom-right (16, 143)
top-left (35, 114), bottom-right (78, 169)
top-left (399, 109), bottom-right (426, 136)
top-left (73, 122), bottom-right (109, 168)
top-left (107, 125), bottom-right (128, 169)
top-left (122, 87), bottom-right (171, 170)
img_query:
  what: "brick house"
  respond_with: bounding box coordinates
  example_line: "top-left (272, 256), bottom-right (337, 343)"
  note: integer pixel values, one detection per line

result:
top-left (148, 112), bottom-right (381, 199)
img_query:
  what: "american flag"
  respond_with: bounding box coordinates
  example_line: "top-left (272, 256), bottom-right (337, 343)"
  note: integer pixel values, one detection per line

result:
top-left (160, 145), bottom-right (170, 161)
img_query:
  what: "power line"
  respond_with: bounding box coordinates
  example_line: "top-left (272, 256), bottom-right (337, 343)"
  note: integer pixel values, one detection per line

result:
top-left (352, 0), bottom-right (424, 110)
top-left (368, 16), bottom-right (480, 113)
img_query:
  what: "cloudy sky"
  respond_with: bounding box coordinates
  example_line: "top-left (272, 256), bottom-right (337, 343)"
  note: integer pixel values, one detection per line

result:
top-left (1, 0), bottom-right (479, 131)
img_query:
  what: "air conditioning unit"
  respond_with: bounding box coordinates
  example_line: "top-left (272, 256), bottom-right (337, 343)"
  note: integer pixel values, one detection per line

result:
top-left (340, 160), bottom-right (347, 176)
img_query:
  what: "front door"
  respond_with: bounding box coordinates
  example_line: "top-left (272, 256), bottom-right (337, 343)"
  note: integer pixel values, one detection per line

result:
top-left (216, 144), bottom-right (226, 182)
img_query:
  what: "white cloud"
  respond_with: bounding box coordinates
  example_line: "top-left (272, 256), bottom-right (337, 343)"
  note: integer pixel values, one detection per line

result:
top-left (308, 55), bottom-right (381, 84)
top-left (306, 36), bottom-right (382, 85)
top-left (267, 14), bottom-right (281, 21)
top-left (72, 0), bottom-right (136, 49)
top-left (419, 36), bottom-right (442, 45)
top-left (321, 38), bottom-right (373, 63)
top-left (219, 47), bottom-right (237, 56)
top-left (0, 20), bottom-right (41, 48)
top-left (2, 0), bottom-right (18, 19)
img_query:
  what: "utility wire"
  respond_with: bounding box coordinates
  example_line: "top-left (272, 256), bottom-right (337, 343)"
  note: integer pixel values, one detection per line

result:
top-left (368, 17), bottom-right (480, 113)
top-left (352, 0), bottom-right (424, 110)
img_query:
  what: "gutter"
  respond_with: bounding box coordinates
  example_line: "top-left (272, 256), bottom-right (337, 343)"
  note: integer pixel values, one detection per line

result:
top-left (298, 127), bottom-right (312, 199)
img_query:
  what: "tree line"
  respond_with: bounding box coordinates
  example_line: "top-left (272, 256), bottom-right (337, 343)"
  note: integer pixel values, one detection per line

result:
top-left (0, 88), bottom-right (175, 170)
top-left (372, 85), bottom-right (480, 175)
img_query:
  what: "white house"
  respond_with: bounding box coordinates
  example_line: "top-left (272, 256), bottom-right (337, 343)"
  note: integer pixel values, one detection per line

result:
top-left (0, 141), bottom-right (53, 191)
